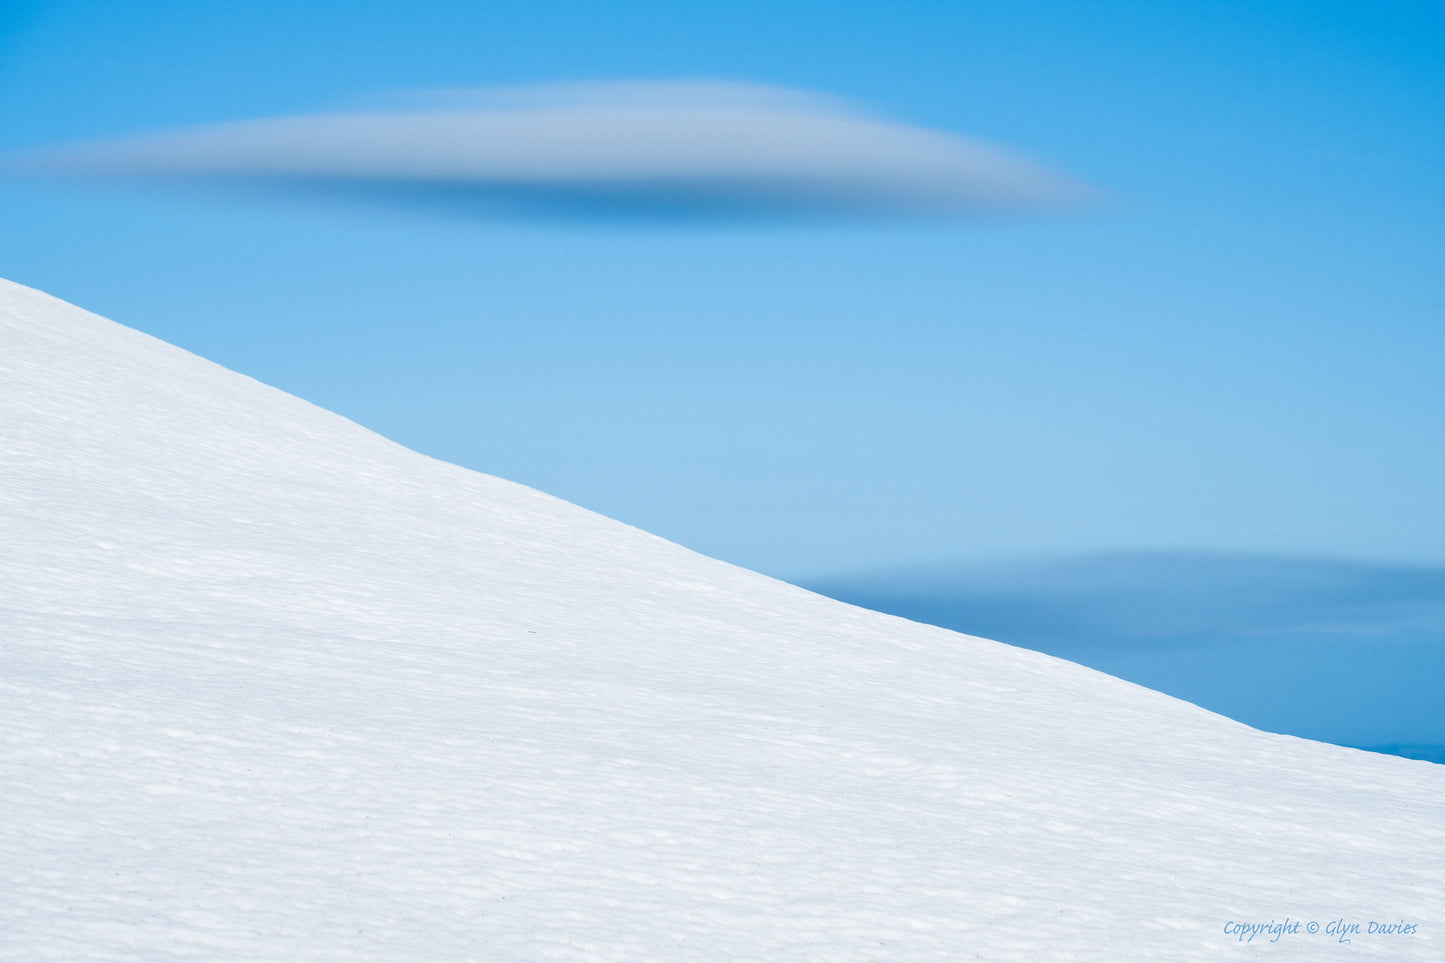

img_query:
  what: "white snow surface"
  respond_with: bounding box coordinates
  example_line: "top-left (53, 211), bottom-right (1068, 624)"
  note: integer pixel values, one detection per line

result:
top-left (2, 276), bottom-right (1441, 961)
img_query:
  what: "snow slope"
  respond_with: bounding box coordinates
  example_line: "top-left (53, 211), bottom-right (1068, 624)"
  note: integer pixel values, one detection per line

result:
top-left (2, 276), bottom-right (1441, 961)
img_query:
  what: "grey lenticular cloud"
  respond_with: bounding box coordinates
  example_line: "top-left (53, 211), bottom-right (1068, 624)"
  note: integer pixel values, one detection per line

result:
top-left (8, 81), bottom-right (1096, 221)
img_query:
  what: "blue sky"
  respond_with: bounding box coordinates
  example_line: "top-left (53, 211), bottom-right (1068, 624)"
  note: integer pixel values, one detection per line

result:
top-left (2, 2), bottom-right (1442, 750)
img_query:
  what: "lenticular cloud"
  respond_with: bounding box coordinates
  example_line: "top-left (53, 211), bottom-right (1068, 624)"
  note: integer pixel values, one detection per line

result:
top-left (8, 81), bottom-right (1093, 220)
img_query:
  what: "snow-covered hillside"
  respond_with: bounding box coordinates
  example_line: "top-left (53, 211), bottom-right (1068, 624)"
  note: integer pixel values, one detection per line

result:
top-left (2, 276), bottom-right (1441, 961)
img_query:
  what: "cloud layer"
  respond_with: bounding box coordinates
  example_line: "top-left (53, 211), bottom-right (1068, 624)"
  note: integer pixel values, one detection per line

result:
top-left (807, 552), bottom-right (1445, 754)
top-left (808, 552), bottom-right (1445, 653)
top-left (8, 81), bottom-right (1094, 221)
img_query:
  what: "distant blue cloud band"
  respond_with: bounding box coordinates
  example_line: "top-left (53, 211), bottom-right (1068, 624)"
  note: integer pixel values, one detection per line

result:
top-left (807, 552), bottom-right (1445, 653)
top-left (5, 81), bottom-right (1096, 221)
top-left (807, 552), bottom-right (1445, 755)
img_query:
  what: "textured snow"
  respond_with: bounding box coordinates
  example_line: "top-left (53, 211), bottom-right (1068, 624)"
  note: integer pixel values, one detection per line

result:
top-left (2, 276), bottom-right (1442, 960)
